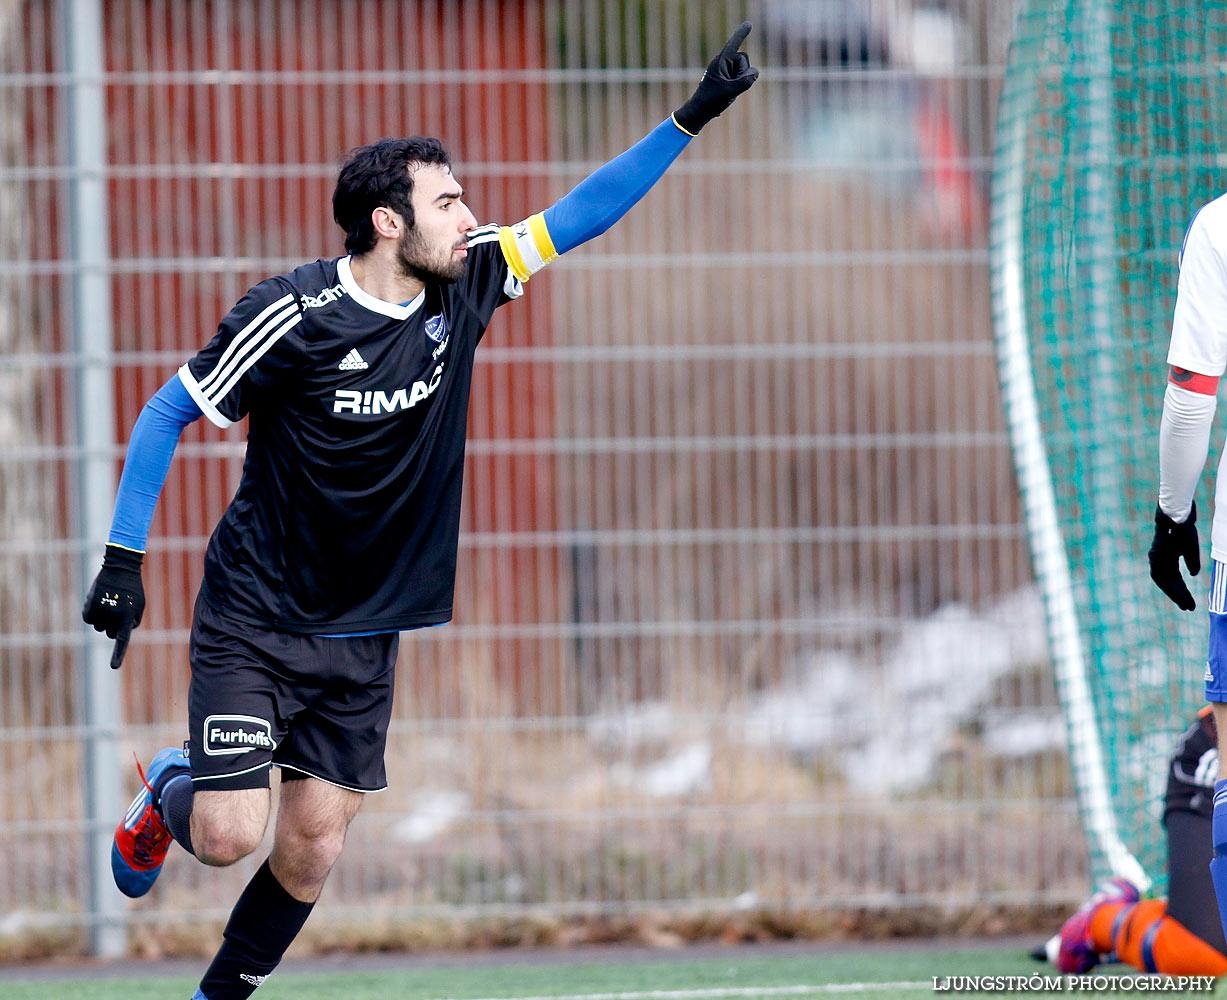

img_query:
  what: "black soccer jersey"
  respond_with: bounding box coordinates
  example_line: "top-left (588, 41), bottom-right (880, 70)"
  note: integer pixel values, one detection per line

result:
top-left (178, 225), bottom-right (522, 633)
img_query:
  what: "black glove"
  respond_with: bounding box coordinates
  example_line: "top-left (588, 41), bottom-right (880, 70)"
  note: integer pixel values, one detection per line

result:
top-left (673, 21), bottom-right (760, 135)
top-left (82, 544), bottom-right (145, 669)
top-left (1149, 502), bottom-right (1201, 611)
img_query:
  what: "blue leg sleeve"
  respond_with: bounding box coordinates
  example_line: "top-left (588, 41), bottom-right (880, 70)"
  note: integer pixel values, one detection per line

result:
top-left (1212, 779), bottom-right (1227, 944)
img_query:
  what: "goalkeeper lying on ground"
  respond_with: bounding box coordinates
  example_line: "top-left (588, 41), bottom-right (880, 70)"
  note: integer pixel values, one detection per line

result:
top-left (1039, 708), bottom-right (1226, 976)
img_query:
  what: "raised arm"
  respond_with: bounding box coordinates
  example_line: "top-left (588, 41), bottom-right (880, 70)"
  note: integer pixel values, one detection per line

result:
top-left (498, 21), bottom-right (759, 282)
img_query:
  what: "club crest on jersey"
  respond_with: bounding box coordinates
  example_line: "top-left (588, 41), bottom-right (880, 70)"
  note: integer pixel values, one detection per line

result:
top-left (425, 313), bottom-right (447, 343)
top-left (203, 714), bottom-right (276, 756)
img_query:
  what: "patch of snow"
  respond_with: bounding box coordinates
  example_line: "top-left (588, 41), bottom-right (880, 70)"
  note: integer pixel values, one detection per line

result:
top-left (743, 587), bottom-right (1049, 793)
top-left (390, 789), bottom-right (471, 844)
top-left (612, 741), bottom-right (712, 798)
top-left (587, 699), bottom-right (675, 749)
top-left (982, 711), bottom-right (1066, 757)
top-left (0, 909), bottom-right (57, 938)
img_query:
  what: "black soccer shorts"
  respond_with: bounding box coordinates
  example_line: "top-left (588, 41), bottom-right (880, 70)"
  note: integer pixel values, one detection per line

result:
top-left (186, 594), bottom-right (399, 792)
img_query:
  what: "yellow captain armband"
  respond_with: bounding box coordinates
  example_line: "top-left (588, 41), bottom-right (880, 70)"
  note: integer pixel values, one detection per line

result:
top-left (498, 213), bottom-right (559, 283)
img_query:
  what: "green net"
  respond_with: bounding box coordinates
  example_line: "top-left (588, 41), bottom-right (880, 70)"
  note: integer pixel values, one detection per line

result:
top-left (991, 0), bottom-right (1227, 893)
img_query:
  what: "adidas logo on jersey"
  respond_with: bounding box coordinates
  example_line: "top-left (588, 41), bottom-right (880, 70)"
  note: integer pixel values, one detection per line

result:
top-left (339, 349), bottom-right (369, 371)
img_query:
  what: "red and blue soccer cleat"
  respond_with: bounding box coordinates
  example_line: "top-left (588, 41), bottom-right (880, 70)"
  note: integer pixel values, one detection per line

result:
top-left (111, 746), bottom-right (190, 898)
top-left (1055, 875), bottom-right (1140, 974)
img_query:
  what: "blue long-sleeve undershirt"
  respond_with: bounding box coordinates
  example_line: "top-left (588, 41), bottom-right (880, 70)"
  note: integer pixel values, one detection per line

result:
top-left (108, 374), bottom-right (202, 552)
top-left (542, 117), bottom-right (692, 255)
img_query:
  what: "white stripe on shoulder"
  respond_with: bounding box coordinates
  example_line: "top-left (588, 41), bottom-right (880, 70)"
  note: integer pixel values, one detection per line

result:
top-left (178, 364), bottom-right (234, 429)
top-left (196, 292), bottom-right (295, 395)
top-left (200, 301), bottom-right (299, 401)
top-left (468, 223), bottom-right (501, 239)
top-left (207, 311), bottom-right (303, 404)
top-left (467, 231), bottom-right (502, 247)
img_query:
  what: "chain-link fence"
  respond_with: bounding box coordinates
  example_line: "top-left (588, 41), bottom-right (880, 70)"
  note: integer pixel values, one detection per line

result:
top-left (0, 0), bottom-right (1080, 957)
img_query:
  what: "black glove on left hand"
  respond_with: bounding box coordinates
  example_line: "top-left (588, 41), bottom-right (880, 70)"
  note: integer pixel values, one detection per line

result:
top-left (82, 543), bottom-right (146, 669)
top-left (1149, 501), bottom-right (1200, 611)
top-left (673, 21), bottom-right (760, 135)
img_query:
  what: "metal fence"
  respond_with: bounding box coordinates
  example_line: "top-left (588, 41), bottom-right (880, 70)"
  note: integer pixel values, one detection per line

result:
top-left (0, 0), bottom-right (1082, 957)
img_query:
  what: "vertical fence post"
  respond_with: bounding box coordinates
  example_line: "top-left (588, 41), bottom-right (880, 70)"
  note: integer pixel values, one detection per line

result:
top-left (64, 0), bottom-right (125, 957)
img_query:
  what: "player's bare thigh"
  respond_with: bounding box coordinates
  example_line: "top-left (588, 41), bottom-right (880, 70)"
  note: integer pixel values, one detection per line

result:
top-left (269, 777), bottom-right (363, 902)
top-left (190, 786), bottom-right (271, 867)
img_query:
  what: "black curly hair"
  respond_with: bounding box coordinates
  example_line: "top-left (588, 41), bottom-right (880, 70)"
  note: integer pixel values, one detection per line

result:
top-left (332, 137), bottom-right (452, 255)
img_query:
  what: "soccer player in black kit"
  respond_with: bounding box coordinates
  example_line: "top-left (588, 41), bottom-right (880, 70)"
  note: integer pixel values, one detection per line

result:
top-left (81, 24), bottom-right (757, 1000)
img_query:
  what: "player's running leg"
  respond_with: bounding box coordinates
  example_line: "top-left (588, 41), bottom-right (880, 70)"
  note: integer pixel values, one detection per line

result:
top-left (110, 745), bottom-right (190, 897)
top-left (194, 776), bottom-right (362, 1000)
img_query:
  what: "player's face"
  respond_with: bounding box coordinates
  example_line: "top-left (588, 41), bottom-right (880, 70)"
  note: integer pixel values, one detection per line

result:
top-left (397, 164), bottom-right (477, 284)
